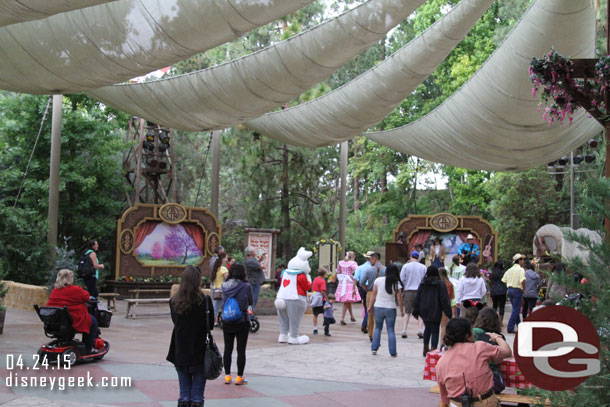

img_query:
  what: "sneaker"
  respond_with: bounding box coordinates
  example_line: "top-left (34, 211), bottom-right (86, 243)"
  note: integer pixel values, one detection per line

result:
top-left (372, 350), bottom-right (377, 355)
top-left (224, 375), bottom-right (232, 384)
top-left (313, 328), bottom-right (318, 335)
top-left (324, 333), bottom-right (331, 337)
top-left (401, 331), bottom-right (407, 339)
top-left (417, 331), bottom-right (424, 339)
top-left (391, 354), bottom-right (398, 358)
top-left (235, 376), bottom-right (248, 385)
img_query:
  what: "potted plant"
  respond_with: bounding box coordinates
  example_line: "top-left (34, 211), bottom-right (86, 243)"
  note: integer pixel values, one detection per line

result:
top-left (0, 262), bottom-right (8, 334)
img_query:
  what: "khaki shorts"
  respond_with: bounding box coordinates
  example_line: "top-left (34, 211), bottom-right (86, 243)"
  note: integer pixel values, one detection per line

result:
top-left (402, 290), bottom-right (418, 314)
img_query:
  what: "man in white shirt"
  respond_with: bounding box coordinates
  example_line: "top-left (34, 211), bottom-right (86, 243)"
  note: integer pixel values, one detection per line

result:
top-left (400, 251), bottom-right (427, 338)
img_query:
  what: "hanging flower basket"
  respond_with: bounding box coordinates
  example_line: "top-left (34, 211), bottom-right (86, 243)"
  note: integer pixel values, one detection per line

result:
top-left (529, 49), bottom-right (609, 125)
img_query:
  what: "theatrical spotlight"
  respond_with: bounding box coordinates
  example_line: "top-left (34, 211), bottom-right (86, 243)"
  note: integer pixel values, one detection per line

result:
top-left (547, 161), bottom-right (556, 171)
top-left (585, 154), bottom-right (596, 164)
top-left (588, 138), bottom-right (598, 148)
top-left (572, 154), bottom-right (584, 166)
top-left (558, 155), bottom-right (569, 166)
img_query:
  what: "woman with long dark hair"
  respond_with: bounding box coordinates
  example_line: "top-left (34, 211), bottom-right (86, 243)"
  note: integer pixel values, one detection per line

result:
top-left (368, 263), bottom-right (404, 357)
top-left (221, 263), bottom-right (253, 385)
top-left (489, 261), bottom-right (507, 326)
top-left (166, 266), bottom-right (214, 407)
top-left (413, 266), bottom-right (452, 356)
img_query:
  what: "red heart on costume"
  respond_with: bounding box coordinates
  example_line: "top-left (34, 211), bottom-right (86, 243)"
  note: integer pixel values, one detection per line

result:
top-left (283, 279), bottom-right (290, 287)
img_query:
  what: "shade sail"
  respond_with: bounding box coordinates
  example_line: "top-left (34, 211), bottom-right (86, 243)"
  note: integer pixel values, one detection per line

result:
top-left (245, 0), bottom-right (494, 147)
top-left (0, 0), bottom-right (315, 94)
top-left (87, 0), bottom-right (426, 131)
top-left (368, 0), bottom-right (601, 171)
top-left (0, 0), bottom-right (115, 27)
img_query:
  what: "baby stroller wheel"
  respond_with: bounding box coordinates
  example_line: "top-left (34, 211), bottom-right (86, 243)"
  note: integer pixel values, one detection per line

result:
top-left (250, 317), bottom-right (260, 333)
top-left (61, 349), bottom-right (77, 367)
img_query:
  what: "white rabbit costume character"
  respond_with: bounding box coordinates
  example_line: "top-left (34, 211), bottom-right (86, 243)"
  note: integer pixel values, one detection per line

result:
top-left (275, 247), bottom-right (312, 344)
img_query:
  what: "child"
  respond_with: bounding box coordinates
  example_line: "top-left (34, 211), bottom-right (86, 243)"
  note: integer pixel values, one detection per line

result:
top-left (311, 267), bottom-right (328, 335)
top-left (323, 294), bottom-right (336, 336)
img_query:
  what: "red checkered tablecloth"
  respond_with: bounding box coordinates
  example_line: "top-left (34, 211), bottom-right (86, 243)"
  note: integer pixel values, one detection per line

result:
top-left (424, 351), bottom-right (531, 389)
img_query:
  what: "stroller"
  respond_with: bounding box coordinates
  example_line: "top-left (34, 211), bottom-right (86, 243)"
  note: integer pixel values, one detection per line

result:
top-left (217, 307), bottom-right (260, 333)
top-left (34, 300), bottom-right (111, 366)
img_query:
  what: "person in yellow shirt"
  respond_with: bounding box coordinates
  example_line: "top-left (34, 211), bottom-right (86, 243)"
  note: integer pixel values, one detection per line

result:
top-left (502, 254), bottom-right (525, 334)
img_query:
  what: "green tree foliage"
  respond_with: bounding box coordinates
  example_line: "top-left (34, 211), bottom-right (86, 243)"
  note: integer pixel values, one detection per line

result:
top-left (486, 168), bottom-right (564, 260)
top-left (0, 93), bottom-right (128, 284)
top-left (523, 178), bottom-right (610, 406)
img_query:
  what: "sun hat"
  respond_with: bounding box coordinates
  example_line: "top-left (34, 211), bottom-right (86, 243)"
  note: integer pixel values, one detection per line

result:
top-left (512, 253), bottom-right (525, 262)
top-left (364, 250), bottom-right (375, 257)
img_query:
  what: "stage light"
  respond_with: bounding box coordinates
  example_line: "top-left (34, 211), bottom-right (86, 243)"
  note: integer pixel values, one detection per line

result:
top-left (146, 159), bottom-right (158, 168)
top-left (585, 154), bottom-right (596, 163)
top-left (558, 156), bottom-right (569, 166)
top-left (589, 138), bottom-right (598, 148)
top-left (572, 154), bottom-right (584, 165)
top-left (159, 162), bottom-right (167, 169)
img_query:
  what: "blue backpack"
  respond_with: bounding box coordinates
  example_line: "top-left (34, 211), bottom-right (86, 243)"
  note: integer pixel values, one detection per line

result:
top-left (222, 297), bottom-right (242, 322)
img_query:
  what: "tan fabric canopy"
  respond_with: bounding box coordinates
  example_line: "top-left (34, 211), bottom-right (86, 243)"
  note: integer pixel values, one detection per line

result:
top-left (245, 0), bottom-right (494, 147)
top-left (87, 0), bottom-right (426, 131)
top-left (0, 0), bottom-right (114, 28)
top-left (368, 0), bottom-right (601, 171)
top-left (0, 0), bottom-right (314, 94)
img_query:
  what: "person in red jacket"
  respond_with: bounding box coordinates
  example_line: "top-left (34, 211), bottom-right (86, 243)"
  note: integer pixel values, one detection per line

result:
top-left (46, 269), bottom-right (98, 353)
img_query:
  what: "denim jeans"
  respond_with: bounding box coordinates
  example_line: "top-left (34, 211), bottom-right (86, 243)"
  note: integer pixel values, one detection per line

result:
top-left (371, 307), bottom-right (397, 356)
top-left (507, 287), bottom-right (523, 332)
top-left (522, 297), bottom-right (537, 320)
top-left (175, 366), bottom-right (207, 403)
top-left (82, 314), bottom-right (98, 351)
top-left (423, 320), bottom-right (441, 349)
top-left (213, 298), bottom-right (224, 317)
top-left (251, 284), bottom-right (261, 311)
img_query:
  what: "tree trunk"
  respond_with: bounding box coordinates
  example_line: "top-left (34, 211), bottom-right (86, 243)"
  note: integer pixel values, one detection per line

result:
top-left (353, 144), bottom-right (359, 228)
top-left (380, 174), bottom-right (388, 226)
top-left (281, 144), bottom-right (291, 261)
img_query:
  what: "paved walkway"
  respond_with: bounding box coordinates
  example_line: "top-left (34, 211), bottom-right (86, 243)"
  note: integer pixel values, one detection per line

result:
top-left (0, 302), bottom-right (515, 406)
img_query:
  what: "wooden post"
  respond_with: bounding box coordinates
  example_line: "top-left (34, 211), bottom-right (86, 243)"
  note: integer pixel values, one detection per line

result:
top-left (47, 95), bottom-right (62, 264)
top-left (134, 119), bottom-right (145, 204)
top-left (210, 130), bottom-right (221, 217)
top-left (339, 141), bottom-right (348, 251)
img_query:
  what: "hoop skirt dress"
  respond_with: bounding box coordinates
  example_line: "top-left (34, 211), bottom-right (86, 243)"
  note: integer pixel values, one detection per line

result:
top-left (335, 260), bottom-right (361, 302)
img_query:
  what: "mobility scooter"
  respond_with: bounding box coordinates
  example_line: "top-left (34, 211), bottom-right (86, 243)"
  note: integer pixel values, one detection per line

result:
top-left (34, 300), bottom-right (111, 366)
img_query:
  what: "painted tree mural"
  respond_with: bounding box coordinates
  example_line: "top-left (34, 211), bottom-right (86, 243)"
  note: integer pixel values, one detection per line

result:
top-left (151, 241), bottom-right (163, 260)
top-left (164, 225), bottom-right (201, 264)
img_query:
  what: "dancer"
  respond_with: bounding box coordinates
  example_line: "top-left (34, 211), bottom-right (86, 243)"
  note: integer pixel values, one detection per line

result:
top-left (336, 251), bottom-right (361, 325)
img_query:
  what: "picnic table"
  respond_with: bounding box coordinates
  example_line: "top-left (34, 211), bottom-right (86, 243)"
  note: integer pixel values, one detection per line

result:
top-left (125, 289), bottom-right (171, 319)
top-left (128, 289), bottom-right (171, 299)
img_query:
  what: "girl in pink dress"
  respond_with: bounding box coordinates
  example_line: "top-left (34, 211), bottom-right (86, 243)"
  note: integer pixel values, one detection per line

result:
top-left (336, 251), bottom-right (361, 325)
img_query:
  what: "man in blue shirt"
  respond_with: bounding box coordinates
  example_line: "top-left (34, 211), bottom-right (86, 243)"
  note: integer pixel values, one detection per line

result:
top-left (458, 234), bottom-right (480, 265)
top-left (361, 253), bottom-right (386, 341)
top-left (354, 251), bottom-right (374, 333)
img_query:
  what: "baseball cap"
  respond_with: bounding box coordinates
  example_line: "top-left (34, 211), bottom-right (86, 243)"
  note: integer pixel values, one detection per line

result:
top-left (410, 250), bottom-right (419, 258)
top-left (364, 250), bottom-right (375, 257)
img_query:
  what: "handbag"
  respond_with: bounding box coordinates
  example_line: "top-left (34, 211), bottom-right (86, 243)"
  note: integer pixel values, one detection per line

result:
top-left (204, 332), bottom-right (223, 380)
top-left (212, 288), bottom-right (223, 300)
top-left (203, 297), bottom-right (223, 380)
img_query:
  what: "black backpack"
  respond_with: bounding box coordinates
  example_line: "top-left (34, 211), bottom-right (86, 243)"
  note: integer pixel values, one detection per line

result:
top-left (77, 252), bottom-right (95, 279)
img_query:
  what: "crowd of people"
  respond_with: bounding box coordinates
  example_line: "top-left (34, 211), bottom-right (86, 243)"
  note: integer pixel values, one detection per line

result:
top-left (45, 239), bottom-right (576, 407)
